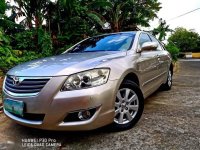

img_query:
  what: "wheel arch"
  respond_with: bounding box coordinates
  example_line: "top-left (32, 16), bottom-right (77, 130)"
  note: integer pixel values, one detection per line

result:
top-left (112, 71), bottom-right (143, 108)
top-left (122, 72), bottom-right (140, 87)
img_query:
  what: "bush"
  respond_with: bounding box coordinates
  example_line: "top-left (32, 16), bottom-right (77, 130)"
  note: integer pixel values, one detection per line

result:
top-left (0, 28), bottom-right (19, 74)
top-left (38, 28), bottom-right (53, 56)
top-left (13, 28), bottom-right (53, 56)
top-left (0, 29), bottom-right (44, 75)
top-left (13, 30), bottom-right (36, 51)
top-left (165, 42), bottom-right (180, 61)
top-left (18, 50), bottom-right (43, 63)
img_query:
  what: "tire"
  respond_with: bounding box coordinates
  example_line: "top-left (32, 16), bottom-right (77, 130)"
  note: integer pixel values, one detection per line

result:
top-left (162, 69), bottom-right (172, 90)
top-left (111, 80), bottom-right (144, 131)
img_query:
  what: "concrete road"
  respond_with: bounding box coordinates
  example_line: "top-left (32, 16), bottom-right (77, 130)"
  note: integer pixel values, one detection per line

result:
top-left (0, 60), bottom-right (200, 150)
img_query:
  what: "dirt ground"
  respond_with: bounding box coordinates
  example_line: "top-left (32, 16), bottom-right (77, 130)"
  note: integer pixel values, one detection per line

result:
top-left (0, 59), bottom-right (200, 150)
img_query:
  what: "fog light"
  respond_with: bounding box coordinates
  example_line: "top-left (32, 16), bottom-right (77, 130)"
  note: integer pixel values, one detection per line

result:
top-left (63, 107), bottom-right (97, 122)
top-left (78, 110), bottom-right (91, 121)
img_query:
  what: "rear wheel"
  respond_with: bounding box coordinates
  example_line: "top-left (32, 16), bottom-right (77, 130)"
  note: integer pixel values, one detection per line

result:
top-left (112, 80), bottom-right (144, 130)
top-left (162, 70), bottom-right (172, 90)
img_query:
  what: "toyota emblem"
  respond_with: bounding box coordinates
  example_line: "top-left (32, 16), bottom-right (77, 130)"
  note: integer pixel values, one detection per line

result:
top-left (12, 76), bottom-right (21, 86)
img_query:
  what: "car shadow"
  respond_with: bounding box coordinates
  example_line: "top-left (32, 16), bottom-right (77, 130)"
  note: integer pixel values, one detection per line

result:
top-left (144, 88), bottom-right (164, 105)
top-left (9, 121), bottom-right (119, 148)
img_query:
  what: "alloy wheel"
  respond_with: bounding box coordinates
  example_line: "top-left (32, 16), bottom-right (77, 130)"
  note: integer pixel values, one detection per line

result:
top-left (114, 88), bottom-right (139, 125)
top-left (168, 70), bottom-right (172, 87)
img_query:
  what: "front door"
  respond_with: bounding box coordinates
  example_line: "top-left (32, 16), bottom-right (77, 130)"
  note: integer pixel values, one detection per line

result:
top-left (136, 33), bottom-right (160, 97)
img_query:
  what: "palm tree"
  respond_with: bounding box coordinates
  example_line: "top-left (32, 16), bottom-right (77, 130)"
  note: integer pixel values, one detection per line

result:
top-left (88, 0), bottom-right (161, 32)
top-left (13, 0), bottom-right (52, 29)
top-left (86, 0), bottom-right (129, 32)
top-left (0, 0), bottom-right (23, 33)
top-left (152, 18), bottom-right (173, 41)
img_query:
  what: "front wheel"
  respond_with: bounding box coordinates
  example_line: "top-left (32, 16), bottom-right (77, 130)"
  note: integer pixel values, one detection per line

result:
top-left (112, 80), bottom-right (144, 131)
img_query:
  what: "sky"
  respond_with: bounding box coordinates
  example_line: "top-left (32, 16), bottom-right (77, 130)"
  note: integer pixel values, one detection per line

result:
top-left (145, 0), bottom-right (200, 34)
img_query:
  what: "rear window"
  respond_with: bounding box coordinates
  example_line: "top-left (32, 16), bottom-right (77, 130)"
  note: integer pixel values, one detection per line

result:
top-left (68, 33), bottom-right (135, 53)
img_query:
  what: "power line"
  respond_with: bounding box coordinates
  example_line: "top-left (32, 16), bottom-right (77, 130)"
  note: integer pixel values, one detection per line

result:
top-left (167, 8), bottom-right (200, 21)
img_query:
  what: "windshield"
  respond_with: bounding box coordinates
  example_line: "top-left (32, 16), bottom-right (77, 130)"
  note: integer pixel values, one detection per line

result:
top-left (67, 33), bottom-right (135, 53)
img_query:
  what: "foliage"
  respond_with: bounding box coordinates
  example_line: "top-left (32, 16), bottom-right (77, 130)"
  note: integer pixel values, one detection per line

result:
top-left (0, 0), bottom-right (163, 74)
top-left (165, 42), bottom-right (180, 61)
top-left (88, 0), bottom-right (161, 32)
top-left (11, 0), bottom-right (162, 37)
top-left (0, 0), bottom-right (6, 15)
top-left (13, 30), bottom-right (36, 50)
top-left (6, 0), bottom-right (162, 44)
top-left (13, 0), bottom-right (52, 29)
top-left (168, 27), bottom-right (200, 52)
top-left (18, 51), bottom-right (43, 63)
top-left (122, 0), bottom-right (161, 31)
top-left (0, 28), bottom-right (44, 75)
top-left (0, 28), bottom-right (19, 74)
top-left (37, 28), bottom-right (53, 56)
top-left (13, 28), bottom-right (53, 56)
top-left (0, 0), bottom-right (24, 35)
top-left (152, 18), bottom-right (173, 41)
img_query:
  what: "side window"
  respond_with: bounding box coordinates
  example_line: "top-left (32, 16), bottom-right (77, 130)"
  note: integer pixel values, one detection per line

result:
top-left (138, 33), bottom-right (152, 48)
top-left (149, 35), bottom-right (163, 51)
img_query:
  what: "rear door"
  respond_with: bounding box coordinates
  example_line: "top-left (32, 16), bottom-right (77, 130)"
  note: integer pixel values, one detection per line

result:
top-left (149, 35), bottom-right (169, 82)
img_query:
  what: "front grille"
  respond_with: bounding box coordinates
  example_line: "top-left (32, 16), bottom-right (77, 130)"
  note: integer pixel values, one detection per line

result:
top-left (5, 76), bottom-right (50, 95)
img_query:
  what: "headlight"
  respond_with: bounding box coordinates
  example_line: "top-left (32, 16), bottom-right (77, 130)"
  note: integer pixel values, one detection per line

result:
top-left (61, 68), bottom-right (110, 91)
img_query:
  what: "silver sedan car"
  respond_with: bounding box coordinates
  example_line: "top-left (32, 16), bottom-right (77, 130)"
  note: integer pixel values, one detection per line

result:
top-left (2, 31), bottom-right (173, 131)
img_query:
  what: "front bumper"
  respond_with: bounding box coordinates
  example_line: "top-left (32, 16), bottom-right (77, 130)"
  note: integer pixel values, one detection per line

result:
top-left (3, 76), bottom-right (119, 131)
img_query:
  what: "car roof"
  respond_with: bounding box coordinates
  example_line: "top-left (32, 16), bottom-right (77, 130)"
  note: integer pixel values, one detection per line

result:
top-left (85, 31), bottom-right (156, 42)
top-left (93, 31), bottom-right (153, 37)
top-left (90, 31), bottom-right (139, 38)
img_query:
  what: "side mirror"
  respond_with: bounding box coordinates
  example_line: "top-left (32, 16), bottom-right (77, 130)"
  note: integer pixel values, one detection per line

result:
top-left (141, 42), bottom-right (158, 51)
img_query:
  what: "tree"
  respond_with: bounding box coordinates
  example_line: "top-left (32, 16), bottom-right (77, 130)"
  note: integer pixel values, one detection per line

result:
top-left (152, 18), bottom-right (173, 41)
top-left (0, 0), bottom-right (23, 34)
top-left (13, 0), bottom-right (53, 29)
top-left (122, 0), bottom-right (161, 31)
top-left (0, 0), bottom-right (6, 29)
top-left (168, 27), bottom-right (200, 52)
top-left (2, 0), bottom-right (163, 55)
top-left (43, 0), bottom-right (107, 52)
top-left (90, 0), bottom-right (161, 32)
top-left (0, 0), bottom-right (6, 14)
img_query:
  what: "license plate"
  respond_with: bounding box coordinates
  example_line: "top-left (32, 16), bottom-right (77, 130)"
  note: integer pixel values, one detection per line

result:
top-left (4, 99), bottom-right (24, 117)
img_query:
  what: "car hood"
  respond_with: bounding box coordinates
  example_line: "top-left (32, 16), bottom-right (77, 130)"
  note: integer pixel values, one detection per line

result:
top-left (7, 51), bottom-right (126, 77)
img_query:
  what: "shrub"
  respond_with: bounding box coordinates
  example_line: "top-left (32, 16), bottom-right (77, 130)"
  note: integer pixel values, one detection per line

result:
top-left (13, 30), bottom-right (36, 51)
top-left (0, 29), bottom-right (43, 75)
top-left (165, 42), bottom-right (180, 61)
top-left (38, 28), bottom-right (53, 56)
top-left (0, 28), bottom-right (19, 74)
top-left (18, 50), bottom-right (43, 63)
top-left (13, 28), bottom-right (53, 56)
